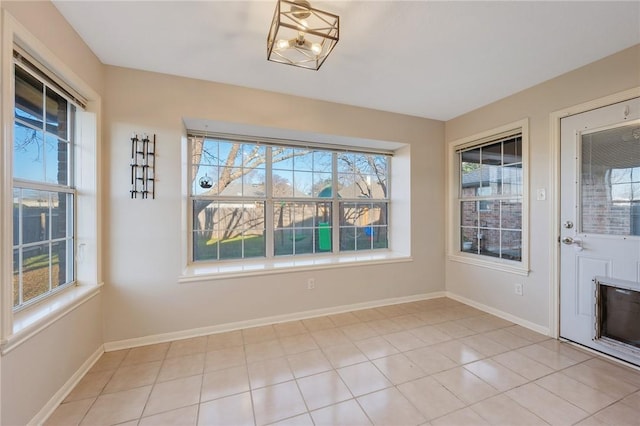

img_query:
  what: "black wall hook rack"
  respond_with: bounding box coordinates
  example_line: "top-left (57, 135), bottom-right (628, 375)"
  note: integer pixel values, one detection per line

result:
top-left (130, 133), bottom-right (156, 199)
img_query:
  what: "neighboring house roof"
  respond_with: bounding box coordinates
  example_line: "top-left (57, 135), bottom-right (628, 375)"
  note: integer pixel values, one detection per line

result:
top-left (219, 182), bottom-right (307, 198)
top-left (462, 168), bottom-right (491, 188)
top-left (219, 182), bottom-right (265, 197)
top-left (218, 180), bottom-right (387, 199)
top-left (318, 180), bottom-right (387, 199)
top-left (461, 167), bottom-right (520, 188)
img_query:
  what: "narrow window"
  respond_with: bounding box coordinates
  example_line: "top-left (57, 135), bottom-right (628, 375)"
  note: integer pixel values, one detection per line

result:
top-left (12, 62), bottom-right (77, 310)
top-left (191, 139), bottom-right (267, 261)
top-left (338, 153), bottom-right (390, 251)
top-left (458, 133), bottom-right (523, 261)
top-left (272, 148), bottom-right (334, 256)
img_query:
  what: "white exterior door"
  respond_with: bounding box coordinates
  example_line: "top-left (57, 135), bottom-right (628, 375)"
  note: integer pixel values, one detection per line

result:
top-left (560, 97), bottom-right (640, 365)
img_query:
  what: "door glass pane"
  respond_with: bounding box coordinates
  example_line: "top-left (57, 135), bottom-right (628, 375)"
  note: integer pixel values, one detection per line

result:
top-left (581, 122), bottom-right (640, 235)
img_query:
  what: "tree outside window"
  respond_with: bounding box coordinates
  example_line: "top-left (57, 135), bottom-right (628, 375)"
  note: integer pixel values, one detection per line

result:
top-left (189, 136), bottom-right (390, 261)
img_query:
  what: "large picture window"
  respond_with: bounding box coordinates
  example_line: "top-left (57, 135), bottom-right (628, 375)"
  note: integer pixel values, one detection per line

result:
top-left (189, 135), bottom-right (390, 262)
top-left (458, 132), bottom-right (523, 262)
top-left (12, 63), bottom-right (76, 310)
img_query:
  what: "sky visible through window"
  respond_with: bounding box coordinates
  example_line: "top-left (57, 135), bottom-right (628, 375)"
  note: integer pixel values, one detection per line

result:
top-left (191, 138), bottom-right (388, 199)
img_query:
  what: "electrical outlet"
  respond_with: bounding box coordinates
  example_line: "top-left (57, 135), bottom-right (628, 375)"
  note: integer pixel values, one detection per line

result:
top-left (514, 283), bottom-right (523, 296)
top-left (307, 278), bottom-right (315, 290)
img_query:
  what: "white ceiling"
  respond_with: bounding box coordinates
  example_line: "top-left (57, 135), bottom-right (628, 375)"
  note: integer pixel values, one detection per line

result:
top-left (52, 1), bottom-right (640, 121)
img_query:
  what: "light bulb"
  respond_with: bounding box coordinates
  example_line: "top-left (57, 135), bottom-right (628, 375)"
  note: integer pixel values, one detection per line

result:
top-left (276, 39), bottom-right (289, 50)
top-left (311, 43), bottom-right (322, 55)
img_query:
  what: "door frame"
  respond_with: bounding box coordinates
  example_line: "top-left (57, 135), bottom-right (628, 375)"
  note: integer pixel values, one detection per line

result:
top-left (550, 87), bottom-right (640, 339)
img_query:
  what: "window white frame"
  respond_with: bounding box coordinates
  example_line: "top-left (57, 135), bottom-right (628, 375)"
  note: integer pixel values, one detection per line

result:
top-left (447, 119), bottom-right (530, 275)
top-left (1, 13), bottom-right (102, 351)
top-left (12, 61), bottom-right (78, 311)
top-left (187, 134), bottom-right (391, 263)
top-left (179, 122), bottom-right (412, 282)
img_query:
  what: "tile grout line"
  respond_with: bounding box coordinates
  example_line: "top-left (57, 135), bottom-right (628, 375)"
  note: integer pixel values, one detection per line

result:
top-left (51, 299), bottom-right (640, 426)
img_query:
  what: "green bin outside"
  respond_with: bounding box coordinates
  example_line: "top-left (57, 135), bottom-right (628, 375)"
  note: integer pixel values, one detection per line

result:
top-left (318, 222), bottom-right (331, 251)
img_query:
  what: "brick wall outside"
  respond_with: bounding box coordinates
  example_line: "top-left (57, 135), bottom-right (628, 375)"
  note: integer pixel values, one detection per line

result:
top-left (460, 186), bottom-right (522, 259)
top-left (582, 166), bottom-right (632, 235)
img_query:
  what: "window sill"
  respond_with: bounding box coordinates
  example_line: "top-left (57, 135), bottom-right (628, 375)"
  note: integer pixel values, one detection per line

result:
top-left (2, 282), bottom-right (103, 355)
top-left (448, 253), bottom-right (529, 276)
top-left (179, 251), bottom-right (412, 283)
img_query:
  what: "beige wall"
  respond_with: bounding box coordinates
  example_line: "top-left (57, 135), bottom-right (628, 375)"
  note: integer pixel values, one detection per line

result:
top-left (3, 1), bottom-right (637, 423)
top-left (1, 2), bottom-right (104, 425)
top-left (1, 297), bottom-right (103, 426)
top-left (2, 0), bottom-right (104, 94)
top-left (102, 66), bottom-right (445, 343)
top-left (445, 45), bottom-right (640, 329)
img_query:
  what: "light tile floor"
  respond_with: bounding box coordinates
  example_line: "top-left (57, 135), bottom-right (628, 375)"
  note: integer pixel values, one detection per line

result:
top-left (45, 298), bottom-right (640, 425)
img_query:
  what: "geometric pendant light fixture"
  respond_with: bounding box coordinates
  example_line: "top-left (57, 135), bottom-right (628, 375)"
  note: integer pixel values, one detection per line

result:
top-left (267, 0), bottom-right (339, 70)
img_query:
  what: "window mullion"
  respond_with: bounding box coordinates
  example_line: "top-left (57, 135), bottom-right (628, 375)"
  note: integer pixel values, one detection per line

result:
top-left (331, 152), bottom-right (339, 253)
top-left (48, 192), bottom-right (53, 292)
top-left (18, 190), bottom-right (24, 306)
top-left (41, 83), bottom-right (47, 183)
top-left (265, 146), bottom-right (274, 258)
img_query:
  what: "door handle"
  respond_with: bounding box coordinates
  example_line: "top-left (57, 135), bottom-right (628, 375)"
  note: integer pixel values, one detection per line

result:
top-left (562, 237), bottom-right (583, 251)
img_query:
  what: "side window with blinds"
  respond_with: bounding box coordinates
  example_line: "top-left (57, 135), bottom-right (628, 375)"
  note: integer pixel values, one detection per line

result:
top-left (12, 53), bottom-right (80, 310)
top-left (458, 133), bottom-right (523, 261)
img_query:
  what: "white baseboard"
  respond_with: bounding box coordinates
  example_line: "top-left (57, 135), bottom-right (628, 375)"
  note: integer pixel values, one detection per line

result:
top-left (560, 339), bottom-right (640, 372)
top-left (104, 292), bottom-right (446, 352)
top-left (33, 290), bottom-right (547, 425)
top-left (29, 345), bottom-right (104, 426)
top-left (446, 291), bottom-right (550, 336)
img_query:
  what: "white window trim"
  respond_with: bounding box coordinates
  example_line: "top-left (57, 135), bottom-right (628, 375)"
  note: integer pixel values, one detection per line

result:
top-left (0, 12), bottom-right (102, 351)
top-left (446, 118), bottom-right (530, 276)
top-left (180, 123), bottom-right (412, 280)
top-left (12, 61), bottom-right (78, 312)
